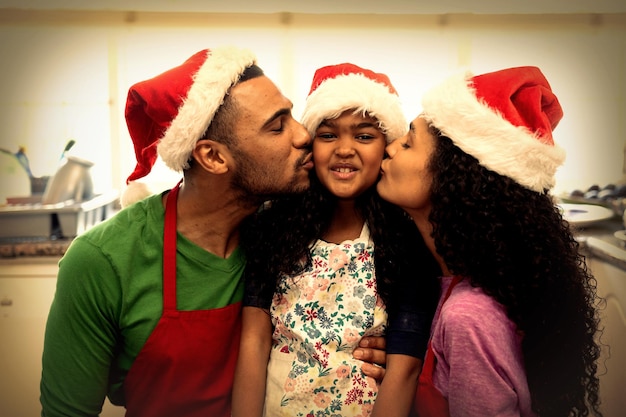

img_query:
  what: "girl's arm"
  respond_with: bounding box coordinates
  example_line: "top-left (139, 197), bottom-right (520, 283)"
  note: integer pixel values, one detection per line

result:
top-left (371, 354), bottom-right (423, 417)
top-left (231, 306), bottom-right (273, 417)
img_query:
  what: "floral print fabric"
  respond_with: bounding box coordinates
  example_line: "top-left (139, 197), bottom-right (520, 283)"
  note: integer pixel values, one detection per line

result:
top-left (264, 225), bottom-right (387, 417)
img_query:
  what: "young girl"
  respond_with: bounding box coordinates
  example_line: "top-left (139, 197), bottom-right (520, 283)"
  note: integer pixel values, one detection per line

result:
top-left (377, 66), bottom-right (603, 417)
top-left (232, 63), bottom-right (441, 417)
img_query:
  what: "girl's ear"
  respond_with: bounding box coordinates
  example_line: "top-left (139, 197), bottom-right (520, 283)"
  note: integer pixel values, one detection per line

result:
top-left (192, 139), bottom-right (230, 174)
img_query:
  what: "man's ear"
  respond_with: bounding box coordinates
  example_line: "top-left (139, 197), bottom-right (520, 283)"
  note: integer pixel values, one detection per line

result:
top-left (192, 139), bottom-right (230, 174)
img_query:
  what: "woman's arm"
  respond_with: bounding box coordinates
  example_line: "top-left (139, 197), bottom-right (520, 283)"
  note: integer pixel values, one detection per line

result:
top-left (371, 354), bottom-right (422, 417)
top-left (231, 306), bottom-right (273, 417)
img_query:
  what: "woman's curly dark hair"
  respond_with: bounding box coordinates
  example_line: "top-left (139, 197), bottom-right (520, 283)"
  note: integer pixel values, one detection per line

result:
top-left (240, 172), bottom-right (441, 320)
top-left (428, 134), bottom-right (603, 417)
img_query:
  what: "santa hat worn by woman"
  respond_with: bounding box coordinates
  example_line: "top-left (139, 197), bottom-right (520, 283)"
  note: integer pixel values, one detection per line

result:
top-left (301, 63), bottom-right (408, 143)
top-left (121, 46), bottom-right (256, 207)
top-left (420, 66), bottom-right (566, 193)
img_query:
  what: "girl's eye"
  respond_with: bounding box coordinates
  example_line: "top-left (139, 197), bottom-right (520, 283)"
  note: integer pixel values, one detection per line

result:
top-left (356, 134), bottom-right (375, 141)
top-left (317, 132), bottom-right (336, 140)
top-left (401, 142), bottom-right (410, 149)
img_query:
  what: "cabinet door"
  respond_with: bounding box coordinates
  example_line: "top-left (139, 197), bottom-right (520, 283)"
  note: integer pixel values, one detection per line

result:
top-left (0, 274), bottom-right (57, 417)
top-left (588, 257), bottom-right (626, 417)
top-left (0, 261), bottom-right (124, 417)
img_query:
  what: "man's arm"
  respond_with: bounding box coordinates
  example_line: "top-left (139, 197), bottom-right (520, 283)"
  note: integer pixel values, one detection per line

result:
top-left (231, 306), bottom-right (273, 417)
top-left (354, 335), bottom-right (387, 381)
top-left (41, 240), bottom-right (119, 416)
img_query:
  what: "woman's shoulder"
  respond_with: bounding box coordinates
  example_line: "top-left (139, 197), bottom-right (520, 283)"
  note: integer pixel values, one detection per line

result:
top-left (440, 280), bottom-right (513, 334)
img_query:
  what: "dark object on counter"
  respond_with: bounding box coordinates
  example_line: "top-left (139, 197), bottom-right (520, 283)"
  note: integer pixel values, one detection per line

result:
top-left (566, 183), bottom-right (626, 218)
top-left (30, 176), bottom-right (50, 195)
top-left (598, 186), bottom-right (617, 200)
top-left (616, 185), bottom-right (626, 197)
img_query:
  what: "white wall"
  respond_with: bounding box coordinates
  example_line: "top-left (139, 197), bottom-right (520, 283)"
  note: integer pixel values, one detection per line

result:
top-left (0, 10), bottom-right (624, 196)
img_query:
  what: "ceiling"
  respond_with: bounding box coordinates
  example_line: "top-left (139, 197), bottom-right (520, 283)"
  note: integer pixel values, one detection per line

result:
top-left (0, 0), bottom-right (624, 14)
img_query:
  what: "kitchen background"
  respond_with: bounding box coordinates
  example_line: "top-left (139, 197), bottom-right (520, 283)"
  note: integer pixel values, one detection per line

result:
top-left (0, 0), bottom-right (625, 196)
top-left (0, 1), bottom-right (625, 416)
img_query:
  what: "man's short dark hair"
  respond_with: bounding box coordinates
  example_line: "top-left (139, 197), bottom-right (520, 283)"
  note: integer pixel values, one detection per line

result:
top-left (203, 64), bottom-right (265, 146)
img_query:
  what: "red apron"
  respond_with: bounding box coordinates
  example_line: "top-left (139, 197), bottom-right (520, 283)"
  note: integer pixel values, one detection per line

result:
top-left (123, 183), bottom-right (242, 417)
top-left (413, 276), bottom-right (463, 417)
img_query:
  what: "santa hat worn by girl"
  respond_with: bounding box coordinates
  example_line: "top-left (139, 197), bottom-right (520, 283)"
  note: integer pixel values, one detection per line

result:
top-left (121, 46), bottom-right (256, 207)
top-left (300, 63), bottom-right (407, 143)
top-left (421, 66), bottom-right (566, 193)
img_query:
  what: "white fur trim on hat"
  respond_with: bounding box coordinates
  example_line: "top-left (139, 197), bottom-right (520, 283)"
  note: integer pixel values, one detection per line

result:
top-left (157, 46), bottom-right (256, 172)
top-left (421, 71), bottom-right (566, 192)
top-left (301, 73), bottom-right (407, 143)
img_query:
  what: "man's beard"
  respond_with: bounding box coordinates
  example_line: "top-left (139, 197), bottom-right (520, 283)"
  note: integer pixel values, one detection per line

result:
top-left (229, 148), bottom-right (309, 205)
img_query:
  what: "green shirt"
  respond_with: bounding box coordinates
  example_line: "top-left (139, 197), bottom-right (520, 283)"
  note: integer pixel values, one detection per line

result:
top-left (40, 193), bottom-right (245, 416)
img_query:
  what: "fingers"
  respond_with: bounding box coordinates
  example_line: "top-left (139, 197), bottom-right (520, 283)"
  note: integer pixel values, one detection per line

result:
top-left (361, 362), bottom-right (386, 381)
top-left (353, 345), bottom-right (387, 367)
top-left (354, 336), bottom-right (387, 367)
top-left (358, 336), bottom-right (386, 350)
top-left (353, 336), bottom-right (387, 382)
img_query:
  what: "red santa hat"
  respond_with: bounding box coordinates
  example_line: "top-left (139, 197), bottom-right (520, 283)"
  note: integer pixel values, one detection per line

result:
top-left (301, 63), bottom-right (407, 143)
top-left (421, 66), bottom-right (565, 193)
top-left (121, 46), bottom-right (257, 207)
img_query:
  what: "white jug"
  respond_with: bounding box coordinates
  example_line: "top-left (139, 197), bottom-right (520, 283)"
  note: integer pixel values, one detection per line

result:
top-left (41, 156), bottom-right (94, 205)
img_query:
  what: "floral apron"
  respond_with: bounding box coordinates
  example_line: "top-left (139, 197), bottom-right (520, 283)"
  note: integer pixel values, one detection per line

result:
top-left (264, 225), bottom-right (387, 417)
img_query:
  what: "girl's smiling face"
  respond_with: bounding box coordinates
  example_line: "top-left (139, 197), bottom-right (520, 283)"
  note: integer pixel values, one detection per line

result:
top-left (313, 110), bottom-right (387, 200)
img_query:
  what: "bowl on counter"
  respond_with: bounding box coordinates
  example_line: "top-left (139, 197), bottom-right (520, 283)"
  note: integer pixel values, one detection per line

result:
top-left (561, 182), bottom-right (626, 220)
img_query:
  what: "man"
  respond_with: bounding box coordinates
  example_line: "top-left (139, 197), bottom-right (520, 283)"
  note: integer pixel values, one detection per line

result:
top-left (40, 46), bottom-right (385, 417)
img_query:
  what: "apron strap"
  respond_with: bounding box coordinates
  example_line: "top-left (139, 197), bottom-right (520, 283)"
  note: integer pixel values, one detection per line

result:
top-left (444, 276), bottom-right (463, 301)
top-left (163, 180), bottom-right (182, 311)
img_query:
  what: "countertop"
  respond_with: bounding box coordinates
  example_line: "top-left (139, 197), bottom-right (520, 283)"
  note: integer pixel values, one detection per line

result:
top-left (0, 238), bottom-right (72, 260)
top-left (2, 216), bottom-right (626, 270)
top-left (575, 218), bottom-right (626, 270)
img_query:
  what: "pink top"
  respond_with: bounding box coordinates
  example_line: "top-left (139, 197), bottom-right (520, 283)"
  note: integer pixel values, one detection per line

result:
top-left (429, 276), bottom-right (537, 417)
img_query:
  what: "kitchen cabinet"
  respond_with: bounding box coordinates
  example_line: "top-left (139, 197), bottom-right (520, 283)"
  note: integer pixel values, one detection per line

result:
top-left (0, 257), bottom-right (124, 417)
top-left (587, 256), bottom-right (626, 417)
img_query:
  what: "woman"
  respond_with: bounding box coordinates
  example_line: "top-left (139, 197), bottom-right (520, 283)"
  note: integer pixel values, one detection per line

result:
top-left (377, 66), bottom-right (603, 417)
top-left (232, 63), bottom-right (440, 417)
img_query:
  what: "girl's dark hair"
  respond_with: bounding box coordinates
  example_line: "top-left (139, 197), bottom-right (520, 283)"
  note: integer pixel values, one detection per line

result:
top-left (241, 172), bottom-right (441, 320)
top-left (428, 133), bottom-right (603, 417)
